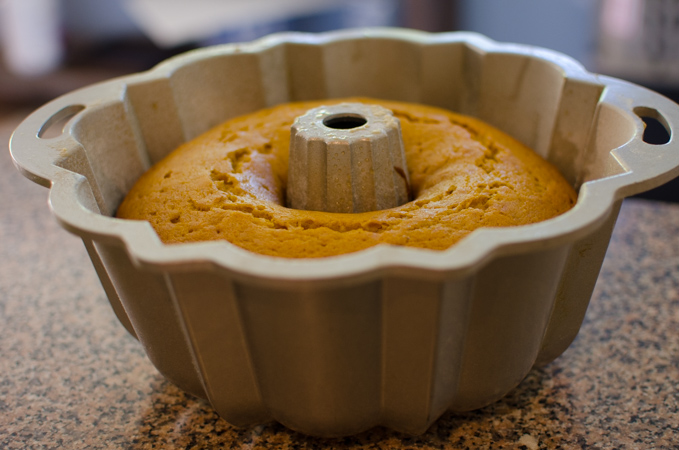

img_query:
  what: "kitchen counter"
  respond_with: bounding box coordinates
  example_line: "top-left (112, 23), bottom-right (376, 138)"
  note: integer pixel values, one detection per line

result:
top-left (1, 111), bottom-right (678, 449)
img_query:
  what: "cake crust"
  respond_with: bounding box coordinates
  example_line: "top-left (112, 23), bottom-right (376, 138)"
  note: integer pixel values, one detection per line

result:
top-left (116, 98), bottom-right (577, 258)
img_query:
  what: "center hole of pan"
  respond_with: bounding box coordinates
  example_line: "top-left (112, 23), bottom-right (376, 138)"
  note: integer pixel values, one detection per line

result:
top-left (323, 113), bottom-right (367, 130)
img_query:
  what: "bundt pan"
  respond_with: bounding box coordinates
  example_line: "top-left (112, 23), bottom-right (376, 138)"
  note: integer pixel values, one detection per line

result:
top-left (10, 28), bottom-right (679, 436)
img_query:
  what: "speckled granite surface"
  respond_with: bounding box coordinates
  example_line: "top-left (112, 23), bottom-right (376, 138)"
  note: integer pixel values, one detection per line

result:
top-left (1, 111), bottom-right (678, 449)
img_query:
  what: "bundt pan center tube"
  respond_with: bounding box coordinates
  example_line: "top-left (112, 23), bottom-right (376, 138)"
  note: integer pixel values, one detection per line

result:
top-left (9, 28), bottom-right (679, 437)
top-left (287, 102), bottom-right (411, 213)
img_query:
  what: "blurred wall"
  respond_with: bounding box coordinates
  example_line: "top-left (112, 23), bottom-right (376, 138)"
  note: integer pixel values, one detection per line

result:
top-left (458, 0), bottom-right (599, 68)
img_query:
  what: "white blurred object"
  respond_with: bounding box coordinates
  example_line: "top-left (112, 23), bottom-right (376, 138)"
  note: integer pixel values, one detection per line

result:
top-left (0, 0), bottom-right (64, 76)
top-left (598, 0), bottom-right (679, 85)
top-left (122, 0), bottom-right (343, 47)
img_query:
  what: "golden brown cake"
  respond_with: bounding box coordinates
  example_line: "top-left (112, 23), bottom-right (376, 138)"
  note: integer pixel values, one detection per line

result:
top-left (116, 98), bottom-right (577, 258)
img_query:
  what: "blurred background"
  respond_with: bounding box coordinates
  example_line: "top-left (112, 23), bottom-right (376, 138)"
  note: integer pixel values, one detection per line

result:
top-left (1, 0), bottom-right (678, 199)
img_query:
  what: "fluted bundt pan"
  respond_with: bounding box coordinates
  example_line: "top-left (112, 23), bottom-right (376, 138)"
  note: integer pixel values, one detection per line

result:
top-left (10, 29), bottom-right (679, 436)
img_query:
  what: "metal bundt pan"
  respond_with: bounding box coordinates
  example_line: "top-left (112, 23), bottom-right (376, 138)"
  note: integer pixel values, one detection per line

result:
top-left (10, 29), bottom-right (679, 436)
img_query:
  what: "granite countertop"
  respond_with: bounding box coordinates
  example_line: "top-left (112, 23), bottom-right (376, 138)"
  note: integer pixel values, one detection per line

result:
top-left (1, 111), bottom-right (678, 450)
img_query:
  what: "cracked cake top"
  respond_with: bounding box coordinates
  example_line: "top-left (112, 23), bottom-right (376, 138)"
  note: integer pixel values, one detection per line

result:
top-left (116, 98), bottom-right (577, 258)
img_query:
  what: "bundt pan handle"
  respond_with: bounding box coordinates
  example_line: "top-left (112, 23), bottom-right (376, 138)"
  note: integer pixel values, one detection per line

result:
top-left (10, 80), bottom-right (123, 190)
top-left (591, 75), bottom-right (678, 198)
